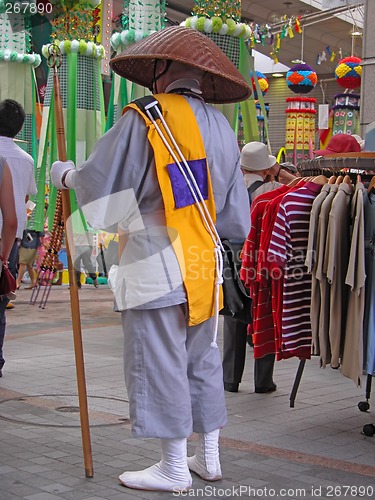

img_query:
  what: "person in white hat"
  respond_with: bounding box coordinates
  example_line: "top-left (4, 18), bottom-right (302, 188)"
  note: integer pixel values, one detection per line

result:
top-left (50, 26), bottom-right (251, 492)
top-left (223, 141), bottom-right (296, 396)
top-left (241, 141), bottom-right (296, 191)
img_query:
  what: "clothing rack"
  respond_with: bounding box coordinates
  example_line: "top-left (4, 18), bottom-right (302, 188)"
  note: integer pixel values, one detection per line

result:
top-left (289, 153), bottom-right (375, 437)
top-left (296, 152), bottom-right (375, 178)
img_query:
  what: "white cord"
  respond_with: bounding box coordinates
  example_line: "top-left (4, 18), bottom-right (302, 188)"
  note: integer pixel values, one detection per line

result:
top-left (145, 101), bottom-right (224, 252)
top-left (211, 245), bottom-right (224, 348)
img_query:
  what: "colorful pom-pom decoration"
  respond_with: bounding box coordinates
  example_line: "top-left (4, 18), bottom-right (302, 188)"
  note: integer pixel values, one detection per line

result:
top-left (286, 63), bottom-right (318, 94)
top-left (335, 56), bottom-right (362, 89)
top-left (251, 71), bottom-right (269, 99)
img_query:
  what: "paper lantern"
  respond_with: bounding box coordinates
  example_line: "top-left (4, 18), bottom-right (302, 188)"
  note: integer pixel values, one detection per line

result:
top-left (251, 71), bottom-right (269, 99)
top-left (335, 56), bottom-right (362, 90)
top-left (286, 63), bottom-right (318, 94)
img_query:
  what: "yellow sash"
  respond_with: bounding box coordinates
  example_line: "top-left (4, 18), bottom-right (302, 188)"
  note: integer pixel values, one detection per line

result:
top-left (124, 94), bottom-right (222, 325)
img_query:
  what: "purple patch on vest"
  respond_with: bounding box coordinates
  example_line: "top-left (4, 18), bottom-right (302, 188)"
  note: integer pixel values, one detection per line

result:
top-left (167, 158), bottom-right (208, 208)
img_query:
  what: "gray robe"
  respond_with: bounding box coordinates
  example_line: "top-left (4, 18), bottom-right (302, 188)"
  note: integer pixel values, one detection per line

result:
top-left (69, 94), bottom-right (251, 437)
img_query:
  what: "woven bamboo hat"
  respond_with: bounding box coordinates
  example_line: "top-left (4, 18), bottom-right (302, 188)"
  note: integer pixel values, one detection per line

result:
top-left (109, 26), bottom-right (251, 104)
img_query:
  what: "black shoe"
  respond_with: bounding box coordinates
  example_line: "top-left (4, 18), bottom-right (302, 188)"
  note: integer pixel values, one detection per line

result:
top-left (224, 383), bottom-right (239, 393)
top-left (247, 336), bottom-right (254, 347)
top-left (255, 383), bottom-right (277, 394)
top-left (0, 369), bottom-right (2, 377)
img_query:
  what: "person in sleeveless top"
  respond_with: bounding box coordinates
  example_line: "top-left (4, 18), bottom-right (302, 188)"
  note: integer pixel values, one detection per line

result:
top-left (0, 154), bottom-right (17, 377)
top-left (222, 142), bottom-right (296, 394)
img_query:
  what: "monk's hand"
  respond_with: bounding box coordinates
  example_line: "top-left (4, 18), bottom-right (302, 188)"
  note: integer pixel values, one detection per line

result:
top-left (51, 160), bottom-right (76, 189)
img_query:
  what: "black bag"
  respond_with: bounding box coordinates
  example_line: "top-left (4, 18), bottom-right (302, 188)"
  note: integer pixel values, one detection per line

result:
top-left (220, 239), bottom-right (252, 324)
top-left (218, 181), bottom-right (265, 324)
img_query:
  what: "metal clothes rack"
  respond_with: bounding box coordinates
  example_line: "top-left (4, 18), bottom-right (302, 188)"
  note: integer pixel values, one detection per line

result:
top-left (296, 152), bottom-right (375, 179)
top-left (288, 153), bottom-right (375, 438)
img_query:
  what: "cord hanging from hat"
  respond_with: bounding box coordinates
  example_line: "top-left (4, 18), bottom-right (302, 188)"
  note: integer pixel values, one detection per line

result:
top-left (150, 60), bottom-right (173, 93)
top-left (143, 98), bottom-right (224, 348)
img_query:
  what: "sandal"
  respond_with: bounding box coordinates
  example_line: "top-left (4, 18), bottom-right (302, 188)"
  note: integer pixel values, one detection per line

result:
top-left (25, 284), bottom-right (37, 289)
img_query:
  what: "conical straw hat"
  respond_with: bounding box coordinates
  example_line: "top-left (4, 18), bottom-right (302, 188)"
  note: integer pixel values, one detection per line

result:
top-left (110, 26), bottom-right (251, 104)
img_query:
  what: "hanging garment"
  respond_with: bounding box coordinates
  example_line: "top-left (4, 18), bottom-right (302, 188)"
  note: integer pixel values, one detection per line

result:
top-left (314, 183), bottom-right (339, 368)
top-left (258, 181), bottom-right (307, 360)
top-left (305, 183), bottom-right (332, 355)
top-left (342, 182), bottom-right (366, 386)
top-left (363, 189), bottom-right (375, 376)
top-left (268, 181), bottom-right (324, 360)
top-left (241, 184), bottom-right (289, 359)
top-left (324, 182), bottom-right (353, 368)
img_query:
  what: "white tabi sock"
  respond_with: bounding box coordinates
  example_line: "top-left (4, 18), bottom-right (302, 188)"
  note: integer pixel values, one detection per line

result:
top-left (188, 428), bottom-right (222, 481)
top-left (119, 438), bottom-right (192, 492)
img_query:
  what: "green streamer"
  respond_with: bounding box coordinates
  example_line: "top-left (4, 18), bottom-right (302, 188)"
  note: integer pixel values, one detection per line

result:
top-left (120, 77), bottom-right (129, 111)
top-left (67, 52), bottom-right (77, 162)
top-left (98, 59), bottom-right (106, 136)
top-left (248, 50), bottom-right (270, 146)
top-left (105, 72), bottom-right (116, 132)
top-left (238, 39), bottom-right (259, 143)
top-left (32, 108), bottom-right (51, 231)
top-left (65, 52), bottom-right (81, 228)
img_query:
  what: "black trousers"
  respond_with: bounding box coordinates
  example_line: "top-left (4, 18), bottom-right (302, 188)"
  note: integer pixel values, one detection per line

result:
top-left (222, 316), bottom-right (275, 389)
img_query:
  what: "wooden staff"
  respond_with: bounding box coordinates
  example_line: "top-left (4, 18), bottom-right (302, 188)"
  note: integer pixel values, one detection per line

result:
top-left (47, 44), bottom-right (94, 478)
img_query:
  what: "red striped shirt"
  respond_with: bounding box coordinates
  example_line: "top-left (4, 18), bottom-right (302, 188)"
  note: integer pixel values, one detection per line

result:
top-left (268, 182), bottom-right (323, 359)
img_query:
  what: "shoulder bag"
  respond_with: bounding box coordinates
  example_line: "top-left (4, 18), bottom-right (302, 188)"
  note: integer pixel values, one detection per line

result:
top-left (0, 257), bottom-right (17, 297)
top-left (219, 239), bottom-right (252, 324)
top-left (219, 180), bottom-right (265, 324)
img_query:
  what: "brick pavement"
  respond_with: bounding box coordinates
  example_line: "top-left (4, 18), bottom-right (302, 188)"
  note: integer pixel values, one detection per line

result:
top-left (0, 285), bottom-right (374, 499)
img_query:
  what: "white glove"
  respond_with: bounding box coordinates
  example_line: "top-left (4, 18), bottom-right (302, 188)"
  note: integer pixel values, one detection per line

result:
top-left (51, 160), bottom-right (76, 189)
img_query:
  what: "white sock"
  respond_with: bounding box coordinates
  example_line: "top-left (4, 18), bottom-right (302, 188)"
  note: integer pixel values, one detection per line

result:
top-left (119, 438), bottom-right (192, 492)
top-left (188, 428), bottom-right (222, 481)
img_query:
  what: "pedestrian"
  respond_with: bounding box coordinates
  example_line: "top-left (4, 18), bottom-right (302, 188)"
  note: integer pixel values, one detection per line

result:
top-left (73, 230), bottom-right (99, 288)
top-left (0, 100), bottom-right (37, 277)
top-left (222, 142), bottom-right (297, 394)
top-left (0, 154), bottom-right (18, 377)
top-left (51, 25), bottom-right (251, 492)
top-left (16, 229), bottom-right (44, 289)
top-left (0, 99), bottom-right (37, 367)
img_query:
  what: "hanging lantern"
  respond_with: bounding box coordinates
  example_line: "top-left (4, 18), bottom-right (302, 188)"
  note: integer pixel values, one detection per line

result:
top-left (286, 62), bottom-right (318, 94)
top-left (251, 70), bottom-right (269, 99)
top-left (335, 56), bottom-right (362, 90)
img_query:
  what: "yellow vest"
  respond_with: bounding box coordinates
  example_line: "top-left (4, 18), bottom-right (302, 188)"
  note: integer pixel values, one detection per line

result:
top-left (124, 94), bottom-right (222, 325)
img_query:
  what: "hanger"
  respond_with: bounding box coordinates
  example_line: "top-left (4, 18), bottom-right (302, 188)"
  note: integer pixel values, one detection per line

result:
top-left (288, 177), bottom-right (302, 187)
top-left (336, 175), bottom-right (343, 185)
top-left (343, 174), bottom-right (352, 186)
top-left (328, 175), bottom-right (336, 184)
top-left (312, 174), bottom-right (328, 185)
top-left (368, 175), bottom-right (375, 193)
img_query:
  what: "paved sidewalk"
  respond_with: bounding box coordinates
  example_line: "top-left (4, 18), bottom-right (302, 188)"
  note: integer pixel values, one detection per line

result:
top-left (0, 285), bottom-right (374, 500)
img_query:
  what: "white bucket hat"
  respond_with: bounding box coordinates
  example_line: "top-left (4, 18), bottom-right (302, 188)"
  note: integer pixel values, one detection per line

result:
top-left (240, 142), bottom-right (276, 171)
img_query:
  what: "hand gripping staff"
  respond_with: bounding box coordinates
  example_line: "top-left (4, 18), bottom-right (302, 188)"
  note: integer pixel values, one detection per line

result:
top-left (30, 43), bottom-right (94, 478)
top-left (140, 98), bottom-right (224, 348)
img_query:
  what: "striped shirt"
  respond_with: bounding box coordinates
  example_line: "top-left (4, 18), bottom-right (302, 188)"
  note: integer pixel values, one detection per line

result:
top-left (241, 184), bottom-right (288, 358)
top-left (258, 183), bottom-right (307, 360)
top-left (0, 137), bottom-right (37, 238)
top-left (268, 182), bottom-right (323, 360)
